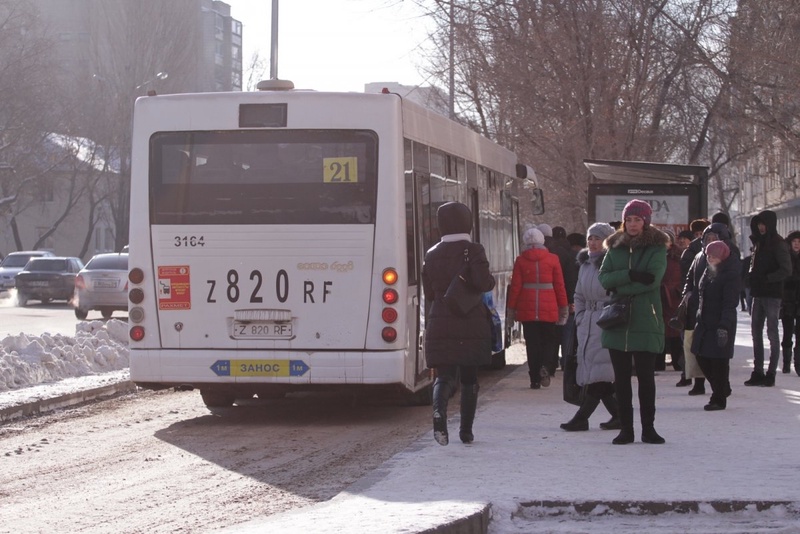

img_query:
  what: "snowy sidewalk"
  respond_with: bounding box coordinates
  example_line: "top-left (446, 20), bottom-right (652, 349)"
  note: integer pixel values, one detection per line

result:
top-left (224, 311), bottom-right (800, 533)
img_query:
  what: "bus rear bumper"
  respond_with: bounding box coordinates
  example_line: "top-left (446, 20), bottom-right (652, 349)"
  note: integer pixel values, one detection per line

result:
top-left (130, 348), bottom-right (408, 388)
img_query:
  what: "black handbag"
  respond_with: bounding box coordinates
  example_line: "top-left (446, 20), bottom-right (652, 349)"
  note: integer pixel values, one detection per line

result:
top-left (596, 295), bottom-right (633, 329)
top-left (668, 299), bottom-right (688, 331)
top-left (596, 250), bottom-right (644, 330)
top-left (562, 337), bottom-right (584, 406)
top-left (443, 248), bottom-right (483, 316)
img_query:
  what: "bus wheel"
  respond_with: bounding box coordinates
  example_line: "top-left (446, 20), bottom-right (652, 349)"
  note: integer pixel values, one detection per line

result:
top-left (486, 350), bottom-right (507, 370)
top-left (404, 384), bottom-right (433, 406)
top-left (200, 390), bottom-right (236, 408)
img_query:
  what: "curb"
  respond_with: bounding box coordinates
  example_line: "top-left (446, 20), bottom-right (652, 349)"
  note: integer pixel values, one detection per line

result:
top-left (0, 381), bottom-right (138, 423)
top-left (519, 500), bottom-right (798, 515)
top-left (419, 504), bottom-right (490, 534)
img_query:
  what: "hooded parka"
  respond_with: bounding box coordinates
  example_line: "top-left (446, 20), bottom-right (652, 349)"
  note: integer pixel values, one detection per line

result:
top-left (749, 210), bottom-right (792, 299)
top-left (574, 249), bottom-right (615, 385)
top-left (598, 226), bottom-right (669, 354)
top-left (422, 203), bottom-right (496, 368)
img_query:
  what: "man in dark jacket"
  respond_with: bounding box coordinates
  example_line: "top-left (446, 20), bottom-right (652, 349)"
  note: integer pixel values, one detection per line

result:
top-left (745, 210), bottom-right (792, 387)
top-left (541, 224), bottom-right (578, 374)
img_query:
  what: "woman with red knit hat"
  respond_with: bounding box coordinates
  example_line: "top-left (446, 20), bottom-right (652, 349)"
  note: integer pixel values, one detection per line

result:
top-left (599, 199), bottom-right (669, 444)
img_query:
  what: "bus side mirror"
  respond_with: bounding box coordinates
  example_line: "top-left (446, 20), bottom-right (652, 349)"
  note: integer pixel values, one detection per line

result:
top-left (530, 188), bottom-right (545, 215)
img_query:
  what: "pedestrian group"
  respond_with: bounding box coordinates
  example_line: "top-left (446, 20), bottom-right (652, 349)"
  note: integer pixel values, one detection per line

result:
top-left (422, 200), bottom-right (799, 447)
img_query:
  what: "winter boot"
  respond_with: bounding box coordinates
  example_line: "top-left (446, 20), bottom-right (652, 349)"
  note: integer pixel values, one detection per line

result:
top-left (599, 394), bottom-right (621, 430)
top-left (560, 395), bottom-right (600, 431)
top-left (761, 371), bottom-right (776, 387)
top-left (459, 384), bottom-right (479, 444)
top-left (640, 405), bottom-right (666, 444)
top-left (744, 370), bottom-right (765, 386)
top-left (676, 372), bottom-right (692, 387)
top-left (612, 407), bottom-right (635, 445)
top-left (432, 378), bottom-right (453, 446)
top-left (688, 377), bottom-right (706, 395)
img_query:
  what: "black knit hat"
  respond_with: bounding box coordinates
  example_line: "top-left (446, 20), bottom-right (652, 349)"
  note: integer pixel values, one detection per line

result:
top-left (711, 212), bottom-right (730, 227)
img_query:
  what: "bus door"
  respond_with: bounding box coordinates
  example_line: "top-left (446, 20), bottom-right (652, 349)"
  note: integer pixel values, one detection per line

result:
top-left (409, 170), bottom-right (434, 384)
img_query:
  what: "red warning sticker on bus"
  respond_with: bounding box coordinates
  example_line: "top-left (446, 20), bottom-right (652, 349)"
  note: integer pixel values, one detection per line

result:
top-left (157, 265), bottom-right (191, 310)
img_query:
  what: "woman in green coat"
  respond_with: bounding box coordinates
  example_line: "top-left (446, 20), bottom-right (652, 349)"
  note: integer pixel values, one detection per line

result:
top-left (598, 199), bottom-right (669, 445)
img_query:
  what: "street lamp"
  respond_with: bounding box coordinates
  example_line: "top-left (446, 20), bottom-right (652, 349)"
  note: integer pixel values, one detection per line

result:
top-left (135, 72), bottom-right (168, 90)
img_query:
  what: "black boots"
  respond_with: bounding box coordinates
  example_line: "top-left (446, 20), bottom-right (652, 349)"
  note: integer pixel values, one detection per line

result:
top-left (560, 394), bottom-right (598, 431)
top-left (599, 395), bottom-right (621, 430)
top-left (744, 370), bottom-right (764, 386)
top-left (688, 378), bottom-right (706, 395)
top-left (782, 346), bottom-right (792, 374)
top-left (459, 384), bottom-right (479, 443)
top-left (614, 407), bottom-right (665, 444)
top-left (612, 407), bottom-right (635, 445)
top-left (762, 371), bottom-right (776, 387)
top-left (432, 379), bottom-right (453, 446)
top-left (640, 405), bottom-right (665, 444)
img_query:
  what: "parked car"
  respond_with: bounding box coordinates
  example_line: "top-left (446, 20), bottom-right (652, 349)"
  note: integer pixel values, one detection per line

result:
top-left (14, 257), bottom-right (84, 306)
top-left (73, 252), bottom-right (129, 319)
top-left (0, 250), bottom-right (55, 295)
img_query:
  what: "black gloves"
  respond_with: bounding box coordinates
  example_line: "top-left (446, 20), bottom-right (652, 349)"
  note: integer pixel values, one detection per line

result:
top-left (629, 270), bottom-right (655, 285)
top-left (717, 328), bottom-right (728, 348)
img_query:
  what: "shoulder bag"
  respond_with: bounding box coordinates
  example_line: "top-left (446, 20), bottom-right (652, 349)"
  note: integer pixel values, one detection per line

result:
top-left (596, 248), bottom-right (644, 330)
top-left (443, 248), bottom-right (483, 316)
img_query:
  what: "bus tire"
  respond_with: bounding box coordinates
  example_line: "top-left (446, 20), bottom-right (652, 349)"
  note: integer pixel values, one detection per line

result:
top-left (404, 384), bottom-right (433, 406)
top-left (485, 350), bottom-right (506, 370)
top-left (200, 390), bottom-right (236, 408)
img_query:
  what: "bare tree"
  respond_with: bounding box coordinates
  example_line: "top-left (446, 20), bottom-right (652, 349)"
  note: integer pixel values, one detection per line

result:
top-left (0, 0), bottom-right (65, 252)
top-left (418, 0), bottom-right (755, 227)
top-left (77, 0), bottom-right (200, 250)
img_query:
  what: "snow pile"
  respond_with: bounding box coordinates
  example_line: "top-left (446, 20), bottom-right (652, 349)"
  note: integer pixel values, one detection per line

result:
top-left (0, 319), bottom-right (129, 392)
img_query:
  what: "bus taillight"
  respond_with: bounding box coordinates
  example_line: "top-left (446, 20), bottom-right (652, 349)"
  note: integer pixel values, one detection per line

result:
top-left (130, 325), bottom-right (145, 342)
top-left (129, 268), bottom-right (144, 284)
top-left (382, 288), bottom-right (398, 304)
top-left (129, 287), bottom-right (144, 304)
top-left (382, 307), bottom-right (398, 323)
top-left (381, 327), bottom-right (397, 342)
top-left (382, 268), bottom-right (398, 285)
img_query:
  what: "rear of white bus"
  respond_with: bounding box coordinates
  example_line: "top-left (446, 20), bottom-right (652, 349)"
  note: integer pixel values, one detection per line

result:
top-left (127, 90), bottom-right (424, 407)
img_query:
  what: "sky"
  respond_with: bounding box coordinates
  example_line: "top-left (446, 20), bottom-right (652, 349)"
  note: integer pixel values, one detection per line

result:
top-left (2, 314), bottom-right (800, 531)
top-left (225, 0), bottom-right (435, 92)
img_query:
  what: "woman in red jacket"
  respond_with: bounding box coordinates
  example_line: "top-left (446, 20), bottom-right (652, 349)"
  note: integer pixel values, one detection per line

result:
top-left (508, 227), bottom-right (569, 389)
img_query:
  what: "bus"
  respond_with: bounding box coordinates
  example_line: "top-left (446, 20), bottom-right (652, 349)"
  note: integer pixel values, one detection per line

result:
top-left (127, 82), bottom-right (544, 408)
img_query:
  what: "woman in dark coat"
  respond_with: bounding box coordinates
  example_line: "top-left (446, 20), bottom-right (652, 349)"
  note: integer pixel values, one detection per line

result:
top-left (780, 231), bottom-right (800, 375)
top-left (422, 202), bottom-right (496, 446)
top-left (691, 241), bottom-right (741, 411)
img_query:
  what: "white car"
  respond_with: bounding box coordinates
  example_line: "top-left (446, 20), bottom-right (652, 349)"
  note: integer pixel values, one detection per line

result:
top-left (0, 250), bottom-right (55, 294)
top-left (73, 253), bottom-right (129, 319)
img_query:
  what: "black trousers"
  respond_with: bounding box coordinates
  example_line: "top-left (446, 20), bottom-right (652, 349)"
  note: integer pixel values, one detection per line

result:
top-left (434, 364), bottom-right (478, 388)
top-left (522, 321), bottom-right (559, 384)
top-left (609, 349), bottom-right (657, 426)
top-left (695, 356), bottom-right (731, 406)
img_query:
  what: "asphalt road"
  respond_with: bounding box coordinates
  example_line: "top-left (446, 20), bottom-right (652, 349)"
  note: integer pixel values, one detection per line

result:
top-left (0, 296), bottom-right (126, 338)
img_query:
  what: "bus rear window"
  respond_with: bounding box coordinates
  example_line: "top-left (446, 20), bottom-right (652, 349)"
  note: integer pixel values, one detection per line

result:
top-left (149, 129), bottom-right (378, 225)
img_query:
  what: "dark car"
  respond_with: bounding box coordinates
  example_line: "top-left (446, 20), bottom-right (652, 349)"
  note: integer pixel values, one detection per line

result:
top-left (73, 253), bottom-right (129, 319)
top-left (14, 257), bottom-right (84, 306)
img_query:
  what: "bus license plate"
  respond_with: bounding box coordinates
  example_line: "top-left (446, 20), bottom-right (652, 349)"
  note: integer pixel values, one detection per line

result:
top-left (231, 321), bottom-right (293, 339)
